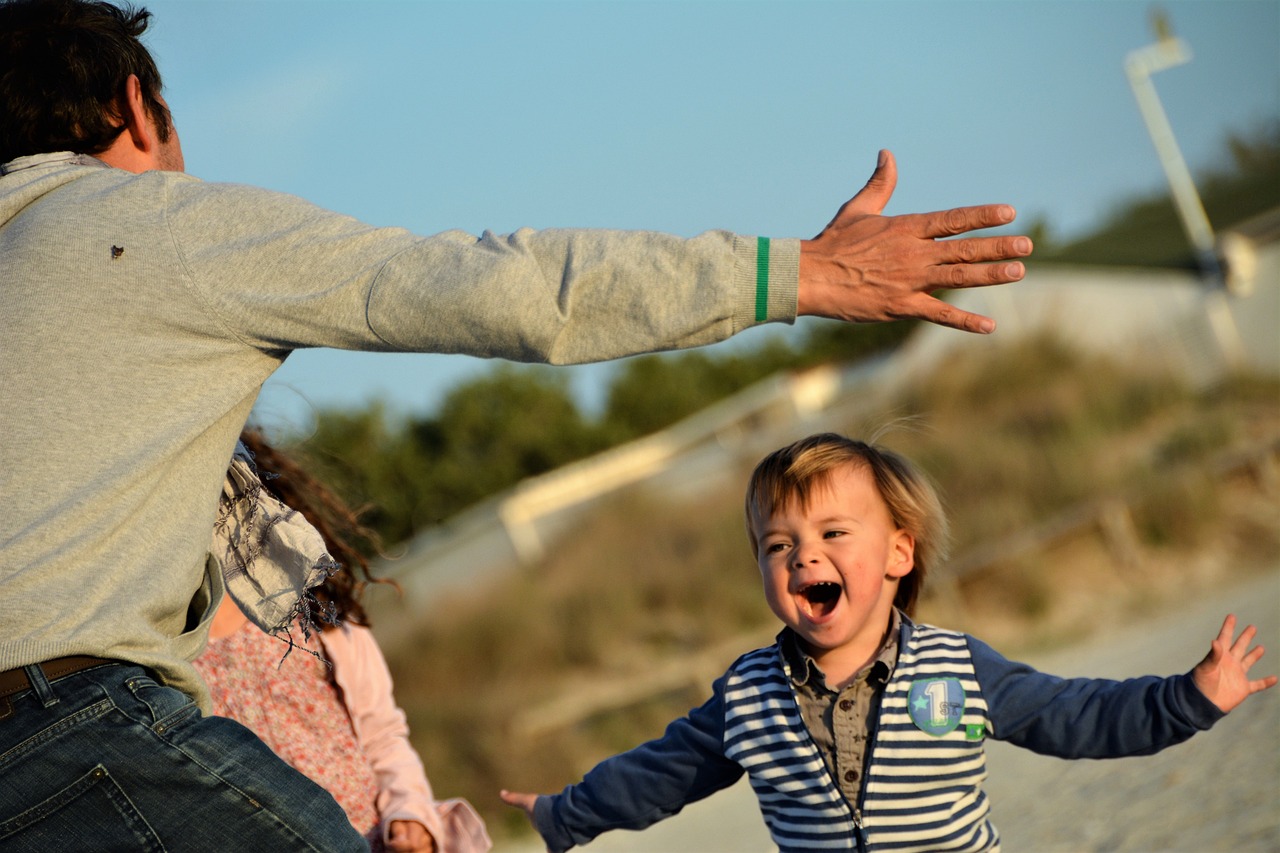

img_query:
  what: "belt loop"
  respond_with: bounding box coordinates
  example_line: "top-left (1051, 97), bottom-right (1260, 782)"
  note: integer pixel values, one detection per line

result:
top-left (22, 663), bottom-right (58, 708)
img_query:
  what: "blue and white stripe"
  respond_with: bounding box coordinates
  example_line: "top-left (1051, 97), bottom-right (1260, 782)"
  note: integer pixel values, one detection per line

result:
top-left (725, 648), bottom-right (858, 851)
top-left (722, 624), bottom-right (1001, 852)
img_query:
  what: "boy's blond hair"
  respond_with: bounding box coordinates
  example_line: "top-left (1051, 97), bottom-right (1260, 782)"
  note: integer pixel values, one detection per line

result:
top-left (744, 433), bottom-right (949, 616)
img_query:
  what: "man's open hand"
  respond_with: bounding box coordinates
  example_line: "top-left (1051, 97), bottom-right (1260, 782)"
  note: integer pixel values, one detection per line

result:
top-left (798, 149), bottom-right (1033, 333)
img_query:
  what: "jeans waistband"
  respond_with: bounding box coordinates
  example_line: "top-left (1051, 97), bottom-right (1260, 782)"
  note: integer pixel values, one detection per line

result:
top-left (0, 656), bottom-right (117, 700)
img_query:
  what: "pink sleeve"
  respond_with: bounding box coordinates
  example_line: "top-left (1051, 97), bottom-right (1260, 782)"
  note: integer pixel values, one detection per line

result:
top-left (322, 625), bottom-right (491, 853)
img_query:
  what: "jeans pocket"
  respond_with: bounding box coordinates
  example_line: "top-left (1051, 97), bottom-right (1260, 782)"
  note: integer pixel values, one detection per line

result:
top-left (0, 764), bottom-right (164, 852)
top-left (124, 675), bottom-right (200, 736)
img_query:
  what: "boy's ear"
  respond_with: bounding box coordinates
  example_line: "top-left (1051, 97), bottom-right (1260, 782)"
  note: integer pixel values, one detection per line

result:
top-left (886, 529), bottom-right (915, 579)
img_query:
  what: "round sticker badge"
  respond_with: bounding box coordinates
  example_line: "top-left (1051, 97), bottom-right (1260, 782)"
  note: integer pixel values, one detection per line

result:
top-left (908, 678), bottom-right (965, 736)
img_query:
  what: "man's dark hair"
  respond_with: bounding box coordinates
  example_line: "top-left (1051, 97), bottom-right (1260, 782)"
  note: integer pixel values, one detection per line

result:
top-left (0, 0), bottom-right (171, 164)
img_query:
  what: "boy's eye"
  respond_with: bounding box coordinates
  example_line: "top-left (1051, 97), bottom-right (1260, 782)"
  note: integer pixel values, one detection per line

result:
top-left (765, 541), bottom-right (787, 554)
top-left (823, 530), bottom-right (845, 539)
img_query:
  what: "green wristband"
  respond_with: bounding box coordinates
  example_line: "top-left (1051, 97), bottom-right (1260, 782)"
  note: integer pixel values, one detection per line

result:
top-left (755, 236), bottom-right (770, 322)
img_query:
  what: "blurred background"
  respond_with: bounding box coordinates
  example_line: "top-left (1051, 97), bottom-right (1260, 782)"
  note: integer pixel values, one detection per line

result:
top-left (145, 1), bottom-right (1278, 848)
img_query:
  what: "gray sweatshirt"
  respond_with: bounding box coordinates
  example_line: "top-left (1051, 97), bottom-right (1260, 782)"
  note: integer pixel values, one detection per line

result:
top-left (0, 152), bottom-right (798, 709)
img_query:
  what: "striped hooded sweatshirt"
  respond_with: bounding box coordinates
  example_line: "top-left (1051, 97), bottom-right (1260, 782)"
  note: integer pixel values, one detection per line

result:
top-left (533, 614), bottom-right (1222, 852)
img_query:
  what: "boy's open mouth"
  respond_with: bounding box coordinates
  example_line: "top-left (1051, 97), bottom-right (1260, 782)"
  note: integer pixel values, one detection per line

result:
top-left (798, 581), bottom-right (842, 619)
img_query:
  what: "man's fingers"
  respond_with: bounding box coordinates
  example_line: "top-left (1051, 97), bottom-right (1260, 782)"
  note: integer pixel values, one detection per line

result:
top-left (914, 204), bottom-right (1018, 239)
top-left (926, 260), bottom-right (1027, 290)
top-left (909, 297), bottom-right (996, 334)
top-left (935, 235), bottom-right (1034, 266)
top-left (925, 232), bottom-right (1031, 288)
top-left (833, 149), bottom-right (898, 225)
top-left (858, 149), bottom-right (897, 209)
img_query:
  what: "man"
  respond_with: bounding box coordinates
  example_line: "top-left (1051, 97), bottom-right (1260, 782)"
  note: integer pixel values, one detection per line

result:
top-left (0, 0), bottom-right (1032, 849)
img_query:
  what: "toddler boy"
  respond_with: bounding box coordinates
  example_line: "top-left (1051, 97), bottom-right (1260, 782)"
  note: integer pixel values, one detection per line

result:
top-left (501, 433), bottom-right (1275, 852)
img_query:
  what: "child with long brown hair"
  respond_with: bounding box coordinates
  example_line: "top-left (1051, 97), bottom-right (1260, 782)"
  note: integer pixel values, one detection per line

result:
top-left (196, 430), bottom-right (488, 853)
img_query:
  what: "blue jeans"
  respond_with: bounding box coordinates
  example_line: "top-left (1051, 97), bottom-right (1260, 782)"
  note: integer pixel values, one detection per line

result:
top-left (0, 662), bottom-right (368, 852)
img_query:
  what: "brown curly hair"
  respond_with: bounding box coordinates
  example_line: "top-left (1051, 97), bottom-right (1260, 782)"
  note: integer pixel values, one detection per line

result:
top-left (239, 429), bottom-right (395, 628)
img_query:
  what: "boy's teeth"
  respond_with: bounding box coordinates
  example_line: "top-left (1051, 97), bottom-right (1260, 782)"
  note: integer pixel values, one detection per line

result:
top-left (803, 582), bottom-right (841, 604)
top-left (799, 582), bottom-right (841, 618)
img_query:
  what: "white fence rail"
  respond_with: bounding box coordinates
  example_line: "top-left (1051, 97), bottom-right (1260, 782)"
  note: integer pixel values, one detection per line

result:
top-left (375, 239), bottom-right (1279, 640)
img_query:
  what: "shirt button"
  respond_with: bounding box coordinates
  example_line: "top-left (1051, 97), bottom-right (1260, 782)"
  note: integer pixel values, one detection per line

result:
top-left (839, 699), bottom-right (854, 711)
top-left (844, 769), bottom-right (859, 782)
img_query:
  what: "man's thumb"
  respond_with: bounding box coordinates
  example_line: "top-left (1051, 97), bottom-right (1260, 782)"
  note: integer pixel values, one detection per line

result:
top-left (846, 148), bottom-right (897, 217)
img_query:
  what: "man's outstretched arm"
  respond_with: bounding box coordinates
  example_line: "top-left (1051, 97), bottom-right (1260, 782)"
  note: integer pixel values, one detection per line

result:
top-left (799, 149), bottom-right (1032, 333)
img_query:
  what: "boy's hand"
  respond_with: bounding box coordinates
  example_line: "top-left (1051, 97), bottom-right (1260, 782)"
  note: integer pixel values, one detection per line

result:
top-left (500, 789), bottom-right (540, 824)
top-left (386, 819), bottom-right (435, 853)
top-left (502, 790), bottom-right (556, 853)
top-left (1192, 614), bottom-right (1278, 713)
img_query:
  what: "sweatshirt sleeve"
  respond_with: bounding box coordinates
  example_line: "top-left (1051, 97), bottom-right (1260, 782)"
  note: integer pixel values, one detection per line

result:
top-left (533, 673), bottom-right (744, 853)
top-left (163, 176), bottom-right (799, 364)
top-left (321, 626), bottom-right (444, 839)
top-left (967, 634), bottom-right (1224, 759)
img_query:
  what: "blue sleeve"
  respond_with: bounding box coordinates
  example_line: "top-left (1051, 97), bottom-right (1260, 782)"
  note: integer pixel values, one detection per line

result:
top-left (967, 634), bottom-right (1224, 759)
top-left (532, 673), bottom-right (745, 853)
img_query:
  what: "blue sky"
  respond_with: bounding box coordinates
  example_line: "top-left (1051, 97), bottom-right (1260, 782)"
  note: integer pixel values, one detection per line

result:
top-left (142, 0), bottom-right (1279, 434)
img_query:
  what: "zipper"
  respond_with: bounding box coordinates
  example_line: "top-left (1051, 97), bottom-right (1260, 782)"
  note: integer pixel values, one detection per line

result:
top-left (852, 807), bottom-right (868, 852)
top-left (786, 664), bottom-right (864, 850)
top-left (853, 716), bottom-right (877, 853)
top-left (853, 617), bottom-right (901, 852)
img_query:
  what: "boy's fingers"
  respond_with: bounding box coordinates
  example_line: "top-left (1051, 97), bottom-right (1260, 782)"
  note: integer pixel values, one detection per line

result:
top-left (500, 789), bottom-right (537, 812)
top-left (1250, 674), bottom-right (1279, 694)
top-left (1231, 624), bottom-right (1259, 656)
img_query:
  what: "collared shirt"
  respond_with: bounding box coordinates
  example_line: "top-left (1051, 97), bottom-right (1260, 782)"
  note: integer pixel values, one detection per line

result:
top-left (780, 609), bottom-right (901, 807)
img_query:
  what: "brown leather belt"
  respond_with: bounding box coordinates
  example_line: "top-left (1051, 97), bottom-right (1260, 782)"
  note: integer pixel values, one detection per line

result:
top-left (0, 655), bottom-right (117, 700)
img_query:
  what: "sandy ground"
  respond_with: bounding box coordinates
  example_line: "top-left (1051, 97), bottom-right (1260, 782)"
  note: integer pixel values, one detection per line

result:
top-left (981, 566), bottom-right (1280, 852)
top-left (504, 566), bottom-right (1280, 852)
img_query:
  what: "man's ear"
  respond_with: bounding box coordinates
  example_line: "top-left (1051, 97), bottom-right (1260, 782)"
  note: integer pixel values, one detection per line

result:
top-left (119, 74), bottom-right (158, 153)
top-left (886, 529), bottom-right (915, 579)
top-left (98, 74), bottom-right (158, 172)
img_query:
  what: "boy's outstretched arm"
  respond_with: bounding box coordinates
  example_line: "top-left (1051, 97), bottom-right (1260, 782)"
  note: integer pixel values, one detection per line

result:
top-left (1192, 615), bottom-right (1278, 713)
top-left (497, 677), bottom-right (742, 853)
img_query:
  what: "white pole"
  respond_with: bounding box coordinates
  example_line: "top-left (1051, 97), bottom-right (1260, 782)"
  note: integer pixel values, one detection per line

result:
top-left (1124, 15), bottom-right (1244, 371)
top-left (1123, 30), bottom-right (1222, 282)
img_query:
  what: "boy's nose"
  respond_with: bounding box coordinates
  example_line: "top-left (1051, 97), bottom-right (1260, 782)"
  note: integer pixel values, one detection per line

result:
top-left (791, 548), bottom-right (819, 569)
